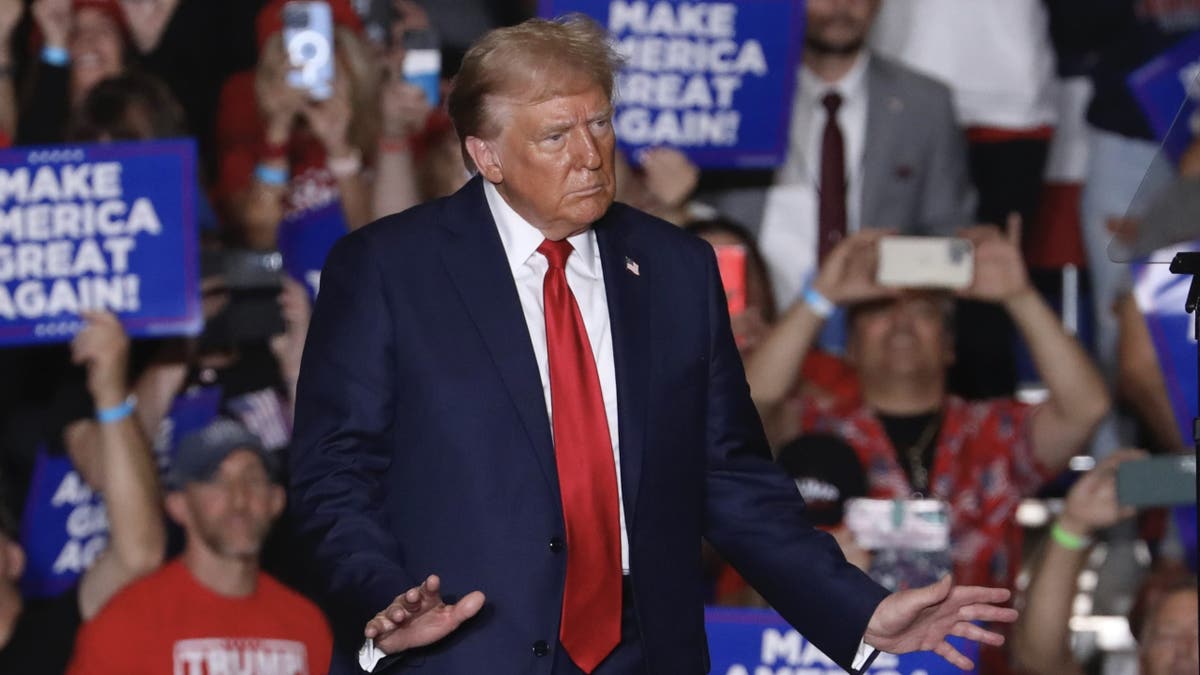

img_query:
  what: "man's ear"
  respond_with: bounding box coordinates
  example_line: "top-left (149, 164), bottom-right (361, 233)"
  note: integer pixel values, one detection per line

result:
top-left (164, 492), bottom-right (190, 529)
top-left (268, 484), bottom-right (285, 521)
top-left (465, 136), bottom-right (503, 184)
top-left (0, 539), bottom-right (24, 581)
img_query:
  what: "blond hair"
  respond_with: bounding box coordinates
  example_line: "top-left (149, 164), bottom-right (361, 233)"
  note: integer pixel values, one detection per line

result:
top-left (447, 14), bottom-right (624, 170)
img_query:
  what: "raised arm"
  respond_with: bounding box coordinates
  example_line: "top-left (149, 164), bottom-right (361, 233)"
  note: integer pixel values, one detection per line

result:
top-left (744, 230), bottom-right (894, 414)
top-left (68, 311), bottom-right (164, 620)
top-left (1012, 450), bottom-right (1144, 674)
top-left (959, 217), bottom-right (1111, 471)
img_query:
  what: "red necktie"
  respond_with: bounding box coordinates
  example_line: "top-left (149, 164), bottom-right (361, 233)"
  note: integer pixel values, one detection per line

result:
top-left (538, 238), bottom-right (622, 673)
top-left (818, 91), bottom-right (847, 263)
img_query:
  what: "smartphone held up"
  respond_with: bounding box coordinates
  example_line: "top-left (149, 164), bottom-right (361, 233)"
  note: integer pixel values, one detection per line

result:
top-left (284, 1), bottom-right (336, 101)
top-left (876, 236), bottom-right (974, 290)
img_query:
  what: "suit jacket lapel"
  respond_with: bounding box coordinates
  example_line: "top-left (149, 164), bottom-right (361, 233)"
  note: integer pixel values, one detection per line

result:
top-left (861, 60), bottom-right (902, 228)
top-left (438, 177), bottom-right (560, 499)
top-left (595, 211), bottom-right (650, 530)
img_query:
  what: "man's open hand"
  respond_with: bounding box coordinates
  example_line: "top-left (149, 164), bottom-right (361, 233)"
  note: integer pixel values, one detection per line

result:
top-left (864, 576), bottom-right (1018, 670)
top-left (364, 575), bottom-right (486, 655)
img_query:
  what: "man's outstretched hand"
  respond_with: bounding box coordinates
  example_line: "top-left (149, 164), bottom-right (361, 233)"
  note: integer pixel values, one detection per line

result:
top-left (864, 576), bottom-right (1017, 670)
top-left (364, 575), bottom-right (486, 655)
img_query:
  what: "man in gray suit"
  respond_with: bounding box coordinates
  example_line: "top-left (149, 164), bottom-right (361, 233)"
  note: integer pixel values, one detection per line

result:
top-left (704, 0), bottom-right (975, 309)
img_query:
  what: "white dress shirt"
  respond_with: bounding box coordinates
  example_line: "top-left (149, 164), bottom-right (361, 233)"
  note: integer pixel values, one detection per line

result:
top-left (760, 54), bottom-right (870, 309)
top-left (483, 179), bottom-right (631, 574)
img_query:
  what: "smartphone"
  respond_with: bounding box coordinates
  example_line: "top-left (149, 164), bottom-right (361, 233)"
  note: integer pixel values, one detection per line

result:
top-left (876, 236), bottom-right (974, 290)
top-left (402, 28), bottom-right (441, 107)
top-left (714, 244), bottom-right (747, 316)
top-left (1117, 454), bottom-right (1197, 507)
top-left (283, 1), bottom-right (335, 101)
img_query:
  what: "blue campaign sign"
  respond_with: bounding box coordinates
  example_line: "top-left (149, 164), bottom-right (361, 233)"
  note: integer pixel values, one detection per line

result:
top-left (538, 0), bottom-right (805, 168)
top-left (277, 200), bottom-right (347, 300)
top-left (0, 140), bottom-right (202, 345)
top-left (1131, 242), bottom-right (1200, 448)
top-left (1128, 32), bottom-right (1200, 164)
top-left (705, 607), bottom-right (978, 675)
top-left (19, 447), bottom-right (108, 599)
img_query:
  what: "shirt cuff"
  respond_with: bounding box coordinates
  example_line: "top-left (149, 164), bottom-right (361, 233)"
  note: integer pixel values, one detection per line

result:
top-left (359, 639), bottom-right (384, 672)
top-left (849, 638), bottom-right (880, 674)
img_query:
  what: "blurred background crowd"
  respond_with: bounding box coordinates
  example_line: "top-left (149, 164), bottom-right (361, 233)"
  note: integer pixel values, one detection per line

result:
top-left (0, 0), bottom-right (1195, 673)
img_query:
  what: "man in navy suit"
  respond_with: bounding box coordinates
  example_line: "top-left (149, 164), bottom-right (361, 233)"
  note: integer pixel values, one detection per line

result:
top-left (289, 15), bottom-right (1016, 674)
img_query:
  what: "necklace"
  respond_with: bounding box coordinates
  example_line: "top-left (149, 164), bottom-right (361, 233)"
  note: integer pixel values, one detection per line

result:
top-left (904, 414), bottom-right (941, 493)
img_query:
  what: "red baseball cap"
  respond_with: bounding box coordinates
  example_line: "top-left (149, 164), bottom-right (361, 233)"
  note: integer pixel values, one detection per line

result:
top-left (256, 0), bottom-right (364, 50)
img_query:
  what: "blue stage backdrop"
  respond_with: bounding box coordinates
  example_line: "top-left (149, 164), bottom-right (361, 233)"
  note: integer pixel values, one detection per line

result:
top-left (0, 140), bottom-right (201, 345)
top-left (538, 0), bottom-right (805, 168)
top-left (705, 607), bottom-right (978, 674)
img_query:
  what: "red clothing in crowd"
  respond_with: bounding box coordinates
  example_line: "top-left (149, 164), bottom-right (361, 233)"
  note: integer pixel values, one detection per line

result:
top-left (798, 395), bottom-right (1053, 590)
top-left (67, 559), bottom-right (332, 674)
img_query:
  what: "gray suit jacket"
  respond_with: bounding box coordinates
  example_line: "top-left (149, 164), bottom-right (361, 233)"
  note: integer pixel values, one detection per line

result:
top-left (701, 55), bottom-right (976, 237)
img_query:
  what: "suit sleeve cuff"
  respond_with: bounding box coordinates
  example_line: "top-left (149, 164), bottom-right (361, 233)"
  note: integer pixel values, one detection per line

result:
top-left (849, 639), bottom-right (881, 674)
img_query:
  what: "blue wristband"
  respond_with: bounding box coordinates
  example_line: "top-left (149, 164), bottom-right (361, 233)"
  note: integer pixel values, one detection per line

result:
top-left (802, 282), bottom-right (836, 319)
top-left (96, 395), bottom-right (136, 424)
top-left (254, 163), bottom-right (288, 187)
top-left (41, 45), bottom-right (69, 67)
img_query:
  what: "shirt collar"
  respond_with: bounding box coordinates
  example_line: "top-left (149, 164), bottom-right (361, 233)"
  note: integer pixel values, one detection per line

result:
top-left (799, 52), bottom-right (870, 105)
top-left (483, 179), bottom-right (600, 279)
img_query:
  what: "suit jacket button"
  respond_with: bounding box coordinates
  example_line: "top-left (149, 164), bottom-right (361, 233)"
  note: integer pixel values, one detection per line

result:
top-left (548, 537), bottom-right (565, 553)
top-left (532, 640), bottom-right (550, 657)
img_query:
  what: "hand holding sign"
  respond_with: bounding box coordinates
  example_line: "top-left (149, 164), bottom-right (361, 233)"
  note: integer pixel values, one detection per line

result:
top-left (70, 310), bottom-right (130, 409)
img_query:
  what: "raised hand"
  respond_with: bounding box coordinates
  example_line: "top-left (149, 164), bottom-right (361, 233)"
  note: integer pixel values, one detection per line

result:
top-left (365, 575), bottom-right (486, 654)
top-left (380, 79), bottom-right (431, 139)
top-left (958, 213), bottom-right (1032, 305)
top-left (119, 0), bottom-right (179, 53)
top-left (864, 576), bottom-right (1018, 670)
top-left (639, 147), bottom-right (699, 210)
top-left (1060, 449), bottom-right (1146, 537)
top-left (255, 37), bottom-right (307, 146)
top-left (70, 310), bottom-right (131, 409)
top-left (32, 0), bottom-right (71, 50)
top-left (0, 0), bottom-right (24, 43)
top-left (812, 229), bottom-right (897, 306)
top-left (302, 76), bottom-right (354, 159)
top-left (269, 276), bottom-right (312, 385)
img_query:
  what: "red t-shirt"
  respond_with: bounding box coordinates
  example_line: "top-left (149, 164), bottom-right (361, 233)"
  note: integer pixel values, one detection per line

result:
top-left (68, 559), bottom-right (332, 674)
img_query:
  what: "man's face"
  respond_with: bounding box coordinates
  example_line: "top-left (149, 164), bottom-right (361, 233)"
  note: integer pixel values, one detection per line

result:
top-left (846, 293), bottom-right (953, 380)
top-left (806, 0), bottom-right (881, 55)
top-left (471, 82), bottom-right (617, 239)
top-left (177, 450), bottom-right (283, 561)
top-left (1140, 590), bottom-right (1199, 675)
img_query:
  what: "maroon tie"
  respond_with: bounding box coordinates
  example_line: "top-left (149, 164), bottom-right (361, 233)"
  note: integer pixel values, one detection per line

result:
top-left (818, 92), bottom-right (847, 263)
top-left (537, 238), bottom-right (622, 673)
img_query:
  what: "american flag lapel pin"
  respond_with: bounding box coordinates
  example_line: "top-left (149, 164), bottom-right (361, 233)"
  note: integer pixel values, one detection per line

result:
top-left (625, 257), bottom-right (640, 276)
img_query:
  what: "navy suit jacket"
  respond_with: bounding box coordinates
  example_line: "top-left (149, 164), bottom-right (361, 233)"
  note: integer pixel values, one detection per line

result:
top-left (289, 176), bottom-right (890, 673)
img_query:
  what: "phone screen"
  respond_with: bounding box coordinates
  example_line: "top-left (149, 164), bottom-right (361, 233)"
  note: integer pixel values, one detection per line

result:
top-left (283, 1), bottom-right (335, 101)
top-left (714, 245), bottom-right (747, 316)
